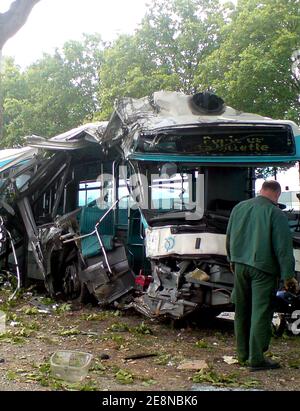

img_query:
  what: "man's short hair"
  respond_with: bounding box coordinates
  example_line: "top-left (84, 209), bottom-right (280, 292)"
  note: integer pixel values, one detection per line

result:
top-left (261, 180), bottom-right (281, 193)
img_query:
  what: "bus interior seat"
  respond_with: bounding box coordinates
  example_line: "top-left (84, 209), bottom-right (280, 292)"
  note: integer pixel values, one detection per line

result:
top-left (79, 206), bottom-right (114, 258)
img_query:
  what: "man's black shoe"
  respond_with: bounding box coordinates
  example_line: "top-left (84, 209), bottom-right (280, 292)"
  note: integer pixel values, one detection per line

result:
top-left (250, 358), bottom-right (281, 371)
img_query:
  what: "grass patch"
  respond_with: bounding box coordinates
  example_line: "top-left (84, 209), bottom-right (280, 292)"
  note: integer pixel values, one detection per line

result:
top-left (24, 361), bottom-right (98, 391)
top-left (133, 321), bottom-right (153, 335)
top-left (0, 328), bottom-right (33, 344)
top-left (195, 339), bottom-right (209, 349)
top-left (154, 353), bottom-right (173, 365)
top-left (108, 322), bottom-right (130, 333)
top-left (288, 359), bottom-right (300, 369)
top-left (21, 306), bottom-right (40, 316)
top-left (141, 378), bottom-right (157, 387)
top-left (154, 352), bottom-right (183, 366)
top-left (192, 369), bottom-right (239, 386)
top-left (81, 313), bottom-right (108, 321)
top-left (57, 327), bottom-right (81, 336)
top-left (240, 378), bottom-right (261, 389)
top-left (6, 370), bottom-right (17, 381)
top-left (115, 369), bottom-right (134, 384)
top-left (26, 321), bottom-right (40, 331)
top-left (54, 303), bottom-right (72, 313)
top-left (90, 361), bottom-right (107, 373)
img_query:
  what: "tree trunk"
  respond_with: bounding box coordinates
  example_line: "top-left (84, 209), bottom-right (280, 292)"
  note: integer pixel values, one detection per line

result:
top-left (0, 0), bottom-right (41, 50)
top-left (0, 0), bottom-right (41, 143)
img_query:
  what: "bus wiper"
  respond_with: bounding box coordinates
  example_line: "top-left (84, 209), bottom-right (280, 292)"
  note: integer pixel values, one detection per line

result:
top-left (148, 208), bottom-right (198, 222)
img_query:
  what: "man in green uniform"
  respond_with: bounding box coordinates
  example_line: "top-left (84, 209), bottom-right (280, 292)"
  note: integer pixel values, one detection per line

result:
top-left (226, 180), bottom-right (298, 371)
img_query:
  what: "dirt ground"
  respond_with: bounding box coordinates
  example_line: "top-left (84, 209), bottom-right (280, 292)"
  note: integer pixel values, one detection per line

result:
top-left (0, 287), bottom-right (299, 392)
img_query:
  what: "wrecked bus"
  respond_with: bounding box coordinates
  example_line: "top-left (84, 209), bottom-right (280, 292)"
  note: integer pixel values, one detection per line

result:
top-left (1, 91), bottom-right (300, 320)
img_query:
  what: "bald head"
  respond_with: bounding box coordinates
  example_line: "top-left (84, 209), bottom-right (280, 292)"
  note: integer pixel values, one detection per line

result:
top-left (260, 180), bottom-right (281, 204)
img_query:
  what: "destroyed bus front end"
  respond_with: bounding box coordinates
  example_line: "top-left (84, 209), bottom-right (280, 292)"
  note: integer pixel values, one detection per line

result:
top-left (105, 91), bottom-right (300, 319)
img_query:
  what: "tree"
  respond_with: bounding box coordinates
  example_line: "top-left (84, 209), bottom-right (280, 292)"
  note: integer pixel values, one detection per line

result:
top-left (97, 34), bottom-right (180, 120)
top-left (197, 0), bottom-right (300, 122)
top-left (0, 0), bottom-right (41, 50)
top-left (97, 0), bottom-right (228, 119)
top-left (1, 34), bottom-right (104, 147)
top-left (0, 0), bottom-right (41, 141)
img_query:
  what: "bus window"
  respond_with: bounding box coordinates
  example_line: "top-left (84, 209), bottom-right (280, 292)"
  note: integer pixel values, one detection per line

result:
top-left (78, 181), bottom-right (101, 206)
top-left (151, 173), bottom-right (190, 211)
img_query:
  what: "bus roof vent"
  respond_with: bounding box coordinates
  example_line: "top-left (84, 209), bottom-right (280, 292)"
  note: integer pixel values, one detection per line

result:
top-left (191, 91), bottom-right (225, 115)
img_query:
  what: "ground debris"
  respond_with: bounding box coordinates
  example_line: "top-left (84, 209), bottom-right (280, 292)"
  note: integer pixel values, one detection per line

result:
top-left (177, 360), bottom-right (209, 371)
top-left (124, 353), bottom-right (158, 361)
top-left (0, 289), bottom-right (299, 391)
top-left (223, 356), bottom-right (239, 365)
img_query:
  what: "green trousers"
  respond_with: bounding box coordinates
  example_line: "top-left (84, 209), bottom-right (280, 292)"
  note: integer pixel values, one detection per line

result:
top-left (232, 263), bottom-right (278, 366)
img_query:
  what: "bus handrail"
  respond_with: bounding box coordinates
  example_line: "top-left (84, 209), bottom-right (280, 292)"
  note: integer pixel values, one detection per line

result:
top-left (62, 195), bottom-right (129, 275)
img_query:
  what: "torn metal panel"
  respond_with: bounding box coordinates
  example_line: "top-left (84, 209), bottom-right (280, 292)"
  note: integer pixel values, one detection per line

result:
top-left (102, 91), bottom-right (300, 163)
top-left (27, 122), bottom-right (108, 150)
top-left (111, 91), bottom-right (300, 134)
top-left (0, 147), bottom-right (38, 174)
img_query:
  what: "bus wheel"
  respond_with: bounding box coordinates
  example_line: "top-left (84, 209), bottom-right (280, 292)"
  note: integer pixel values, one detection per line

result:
top-left (62, 262), bottom-right (81, 300)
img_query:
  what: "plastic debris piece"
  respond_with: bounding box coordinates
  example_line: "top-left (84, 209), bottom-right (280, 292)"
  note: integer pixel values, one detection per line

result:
top-left (223, 356), bottom-right (239, 365)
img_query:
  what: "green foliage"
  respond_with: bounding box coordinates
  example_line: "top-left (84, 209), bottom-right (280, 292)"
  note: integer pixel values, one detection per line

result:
top-left (21, 306), bottom-right (39, 315)
top-left (288, 360), bottom-right (300, 369)
top-left (81, 312), bottom-right (109, 321)
top-left (97, 0), bottom-right (300, 123)
top-left (192, 369), bottom-right (239, 386)
top-left (197, 0), bottom-right (300, 122)
top-left (108, 322), bottom-right (130, 332)
top-left (2, 0), bottom-right (300, 147)
top-left (54, 303), bottom-right (72, 313)
top-left (0, 329), bottom-right (26, 344)
top-left (97, 0), bottom-right (226, 118)
top-left (58, 327), bottom-right (81, 336)
top-left (195, 339), bottom-right (209, 349)
top-left (23, 361), bottom-right (98, 390)
top-left (1, 34), bottom-right (103, 148)
top-left (133, 321), bottom-right (153, 335)
top-left (6, 370), bottom-right (17, 381)
top-left (154, 353), bottom-right (173, 365)
top-left (115, 369), bottom-right (134, 384)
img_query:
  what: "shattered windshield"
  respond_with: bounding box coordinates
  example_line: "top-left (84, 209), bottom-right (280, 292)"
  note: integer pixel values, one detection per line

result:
top-left (129, 161), bottom-right (204, 221)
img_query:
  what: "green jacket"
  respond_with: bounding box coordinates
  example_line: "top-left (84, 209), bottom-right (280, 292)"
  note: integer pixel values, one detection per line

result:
top-left (226, 195), bottom-right (295, 280)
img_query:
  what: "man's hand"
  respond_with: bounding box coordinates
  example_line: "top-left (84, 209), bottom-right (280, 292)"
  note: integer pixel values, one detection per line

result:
top-left (284, 277), bottom-right (299, 292)
top-left (230, 263), bottom-right (235, 274)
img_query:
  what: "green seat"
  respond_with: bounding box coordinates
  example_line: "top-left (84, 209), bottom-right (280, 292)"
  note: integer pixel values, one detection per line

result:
top-left (79, 206), bottom-right (114, 258)
top-left (81, 235), bottom-right (114, 258)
